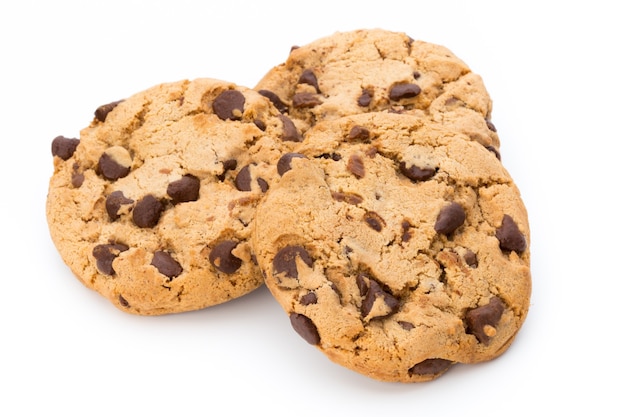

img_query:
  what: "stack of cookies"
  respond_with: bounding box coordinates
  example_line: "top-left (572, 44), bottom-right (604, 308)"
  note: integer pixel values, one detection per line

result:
top-left (47, 29), bottom-right (531, 383)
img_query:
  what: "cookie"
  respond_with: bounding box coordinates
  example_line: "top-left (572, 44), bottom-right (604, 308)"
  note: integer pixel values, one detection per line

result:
top-left (255, 28), bottom-right (500, 153)
top-left (252, 112), bottom-right (531, 382)
top-left (47, 78), bottom-right (304, 315)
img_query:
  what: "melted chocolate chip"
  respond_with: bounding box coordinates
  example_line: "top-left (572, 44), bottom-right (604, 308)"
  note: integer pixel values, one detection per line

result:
top-left (289, 313), bottom-right (320, 345)
top-left (292, 92), bottom-right (322, 108)
top-left (212, 90), bottom-right (245, 121)
top-left (358, 89), bottom-right (373, 107)
top-left (277, 153), bottom-right (307, 176)
top-left (398, 321), bottom-right (415, 330)
top-left (409, 358), bottom-right (453, 376)
top-left (51, 136), bottom-right (80, 160)
top-left (235, 165), bottom-right (269, 192)
top-left (209, 240), bottom-right (243, 274)
top-left (347, 154), bottom-right (365, 178)
top-left (299, 292), bottom-right (318, 306)
top-left (297, 69), bottom-right (320, 93)
top-left (465, 297), bottom-right (506, 345)
top-left (98, 147), bottom-right (132, 181)
top-left (348, 125), bottom-right (370, 141)
top-left (94, 100), bottom-right (123, 122)
top-left (258, 90), bottom-right (289, 113)
top-left (496, 215), bottom-right (527, 253)
top-left (273, 245), bottom-right (313, 279)
top-left (363, 211), bottom-right (385, 232)
top-left (132, 194), bottom-right (164, 228)
top-left (151, 251), bottom-right (183, 279)
top-left (279, 114), bottom-right (302, 142)
top-left (92, 243), bottom-right (129, 275)
top-left (331, 191), bottom-right (363, 205)
top-left (361, 279), bottom-right (400, 319)
top-left (399, 162), bottom-right (436, 182)
top-left (167, 175), bottom-right (200, 204)
top-left (105, 190), bottom-right (134, 220)
top-left (389, 83), bottom-right (421, 101)
top-left (434, 202), bottom-right (466, 235)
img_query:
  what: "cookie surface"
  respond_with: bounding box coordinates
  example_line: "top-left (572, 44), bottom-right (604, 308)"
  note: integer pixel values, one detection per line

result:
top-left (255, 28), bottom-right (500, 152)
top-left (47, 78), bottom-right (303, 315)
top-left (252, 112), bottom-right (531, 382)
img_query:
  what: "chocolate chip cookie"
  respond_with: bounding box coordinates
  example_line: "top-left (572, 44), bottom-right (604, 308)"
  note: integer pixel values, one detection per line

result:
top-left (47, 78), bottom-right (304, 315)
top-left (255, 28), bottom-right (500, 153)
top-left (252, 112), bottom-right (531, 382)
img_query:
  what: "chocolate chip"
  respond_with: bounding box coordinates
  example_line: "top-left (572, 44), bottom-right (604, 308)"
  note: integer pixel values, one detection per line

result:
top-left (273, 245), bottom-right (313, 279)
top-left (485, 118), bottom-right (497, 132)
top-left (118, 295), bottom-right (130, 308)
top-left (92, 243), bottom-right (129, 275)
top-left (361, 278), bottom-right (400, 319)
top-left (209, 240), bottom-right (242, 274)
top-left (398, 321), bottom-right (415, 330)
top-left (363, 211), bottom-right (385, 232)
top-left (399, 162), bottom-right (436, 182)
top-left (463, 250), bottom-right (478, 268)
top-left (358, 89), bottom-right (372, 107)
top-left (132, 194), bottom-right (164, 228)
top-left (212, 90), bottom-right (245, 121)
top-left (401, 220), bottom-right (412, 242)
top-left (277, 153), bottom-right (307, 176)
top-left (292, 92), bottom-right (322, 108)
top-left (413, 71), bottom-right (421, 79)
top-left (218, 159), bottom-right (237, 181)
top-left (347, 125), bottom-right (370, 141)
top-left (278, 114), bottom-right (302, 142)
top-left (98, 146), bottom-right (132, 181)
top-left (235, 165), bottom-right (269, 192)
top-left (151, 251), bottom-right (183, 279)
top-left (496, 215), bottom-right (527, 253)
top-left (167, 175), bottom-right (200, 204)
top-left (299, 292), bottom-right (318, 306)
top-left (297, 69), bottom-right (320, 93)
top-left (434, 202), bottom-right (466, 235)
top-left (409, 358), bottom-right (453, 376)
top-left (289, 313), bottom-right (320, 345)
top-left (331, 191), bottom-right (363, 205)
top-left (258, 89), bottom-right (288, 113)
top-left (316, 152), bottom-right (342, 161)
top-left (94, 100), bottom-right (123, 122)
top-left (486, 145), bottom-right (501, 160)
top-left (51, 136), bottom-right (80, 160)
top-left (71, 163), bottom-right (84, 188)
top-left (105, 190), bottom-right (134, 220)
top-left (465, 297), bottom-right (506, 345)
top-left (254, 119), bottom-right (266, 131)
top-left (347, 154), bottom-right (365, 178)
top-left (356, 273), bottom-right (369, 296)
top-left (389, 83), bottom-right (421, 101)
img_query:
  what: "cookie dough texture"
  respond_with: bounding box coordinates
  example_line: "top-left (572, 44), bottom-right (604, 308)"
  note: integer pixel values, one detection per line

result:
top-left (252, 113), bottom-right (531, 382)
top-left (47, 78), bottom-right (303, 315)
top-left (256, 28), bottom-right (500, 152)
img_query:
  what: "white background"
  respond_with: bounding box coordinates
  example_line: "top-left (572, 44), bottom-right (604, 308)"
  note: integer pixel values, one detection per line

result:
top-left (1, 1), bottom-right (623, 415)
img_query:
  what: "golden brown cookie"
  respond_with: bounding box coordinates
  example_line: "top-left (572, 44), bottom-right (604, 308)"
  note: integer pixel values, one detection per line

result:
top-left (255, 28), bottom-right (500, 153)
top-left (47, 78), bottom-right (304, 315)
top-left (252, 112), bottom-right (531, 382)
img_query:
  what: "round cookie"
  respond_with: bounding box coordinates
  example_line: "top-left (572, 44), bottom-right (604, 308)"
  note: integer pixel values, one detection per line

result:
top-left (47, 78), bottom-right (304, 315)
top-left (255, 28), bottom-right (500, 153)
top-left (252, 112), bottom-right (531, 382)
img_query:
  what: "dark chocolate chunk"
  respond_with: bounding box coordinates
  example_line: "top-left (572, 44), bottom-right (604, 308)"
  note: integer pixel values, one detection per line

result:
top-left (209, 240), bottom-right (243, 274)
top-left (51, 136), bottom-right (80, 160)
top-left (331, 191), bottom-right (363, 205)
top-left (105, 190), bottom-right (134, 220)
top-left (132, 194), bottom-right (164, 228)
top-left (167, 175), bottom-right (200, 204)
top-left (92, 243), bottom-right (129, 275)
top-left (496, 215), bottom-right (527, 253)
top-left (389, 83), bottom-right (421, 101)
top-left (258, 89), bottom-right (288, 113)
top-left (486, 145), bottom-right (501, 160)
top-left (254, 119), bottom-right (266, 131)
top-left (465, 297), bottom-right (506, 345)
top-left (277, 152), bottom-right (307, 176)
top-left (292, 92), bottom-right (322, 108)
top-left (347, 154), bottom-right (365, 178)
top-left (463, 250), bottom-right (478, 268)
top-left (118, 295), bottom-right (130, 308)
top-left (235, 165), bottom-right (269, 192)
top-left (273, 245), bottom-right (313, 279)
top-left (409, 358), bottom-right (453, 376)
top-left (399, 162), bottom-right (436, 182)
top-left (361, 279), bottom-right (400, 319)
top-left (347, 125), bottom-right (370, 141)
top-left (413, 71), bottom-right (421, 79)
top-left (358, 89), bottom-right (372, 107)
top-left (363, 211), bottom-right (385, 232)
top-left (98, 148), bottom-right (131, 181)
top-left (212, 90), bottom-right (245, 121)
top-left (299, 292), bottom-right (318, 306)
top-left (356, 273), bottom-right (369, 297)
top-left (401, 220), bottom-right (412, 242)
top-left (297, 69), bottom-right (320, 93)
top-left (279, 114), bottom-right (302, 142)
top-left (151, 251), bottom-right (183, 279)
top-left (485, 118), bottom-right (497, 132)
top-left (94, 100), bottom-right (123, 122)
top-left (434, 202), bottom-right (466, 235)
top-left (398, 321), bottom-right (415, 330)
top-left (289, 313), bottom-right (320, 345)
top-left (218, 159), bottom-right (238, 181)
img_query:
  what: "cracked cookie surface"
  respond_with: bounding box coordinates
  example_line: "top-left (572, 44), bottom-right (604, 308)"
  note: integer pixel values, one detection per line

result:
top-left (47, 78), bottom-right (303, 315)
top-left (252, 112), bottom-right (531, 382)
top-left (255, 28), bottom-right (500, 153)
